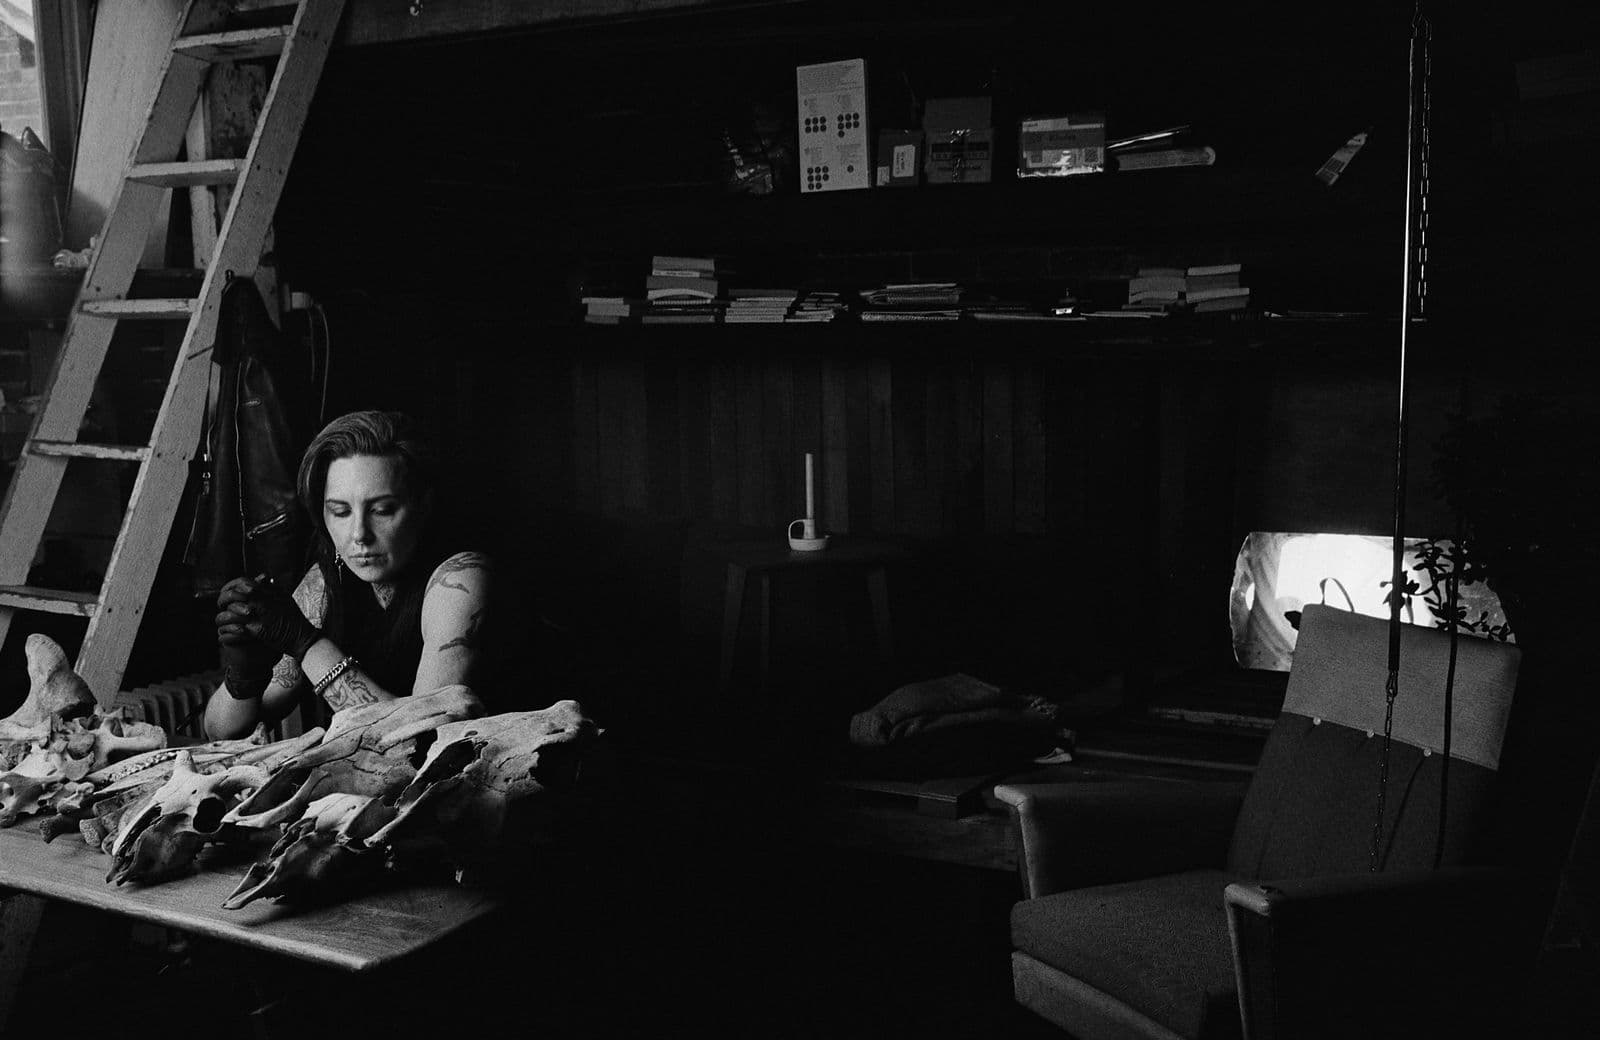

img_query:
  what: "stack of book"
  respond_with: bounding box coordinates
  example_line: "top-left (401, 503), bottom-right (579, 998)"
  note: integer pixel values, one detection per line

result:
top-left (725, 288), bottom-right (799, 324)
top-left (1183, 262), bottom-right (1250, 313)
top-left (581, 296), bottom-right (643, 325)
top-left (1123, 266), bottom-right (1187, 313)
top-left (1120, 262), bottom-right (1250, 314)
top-left (643, 255), bottom-right (725, 324)
top-left (859, 282), bottom-right (963, 322)
top-left (786, 290), bottom-right (849, 323)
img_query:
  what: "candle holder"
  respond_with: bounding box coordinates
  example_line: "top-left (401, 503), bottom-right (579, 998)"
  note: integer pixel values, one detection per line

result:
top-left (787, 517), bottom-right (830, 552)
top-left (789, 450), bottom-right (829, 550)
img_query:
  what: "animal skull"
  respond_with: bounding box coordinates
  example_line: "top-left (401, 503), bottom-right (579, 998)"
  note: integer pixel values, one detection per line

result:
top-left (224, 685), bottom-right (484, 831)
top-left (0, 710), bottom-right (166, 826)
top-left (106, 751), bottom-right (271, 886)
top-left (222, 794), bottom-right (398, 909)
top-left (0, 634), bottom-right (96, 745)
top-left (221, 700), bottom-right (596, 909)
top-left (365, 700), bottom-right (597, 873)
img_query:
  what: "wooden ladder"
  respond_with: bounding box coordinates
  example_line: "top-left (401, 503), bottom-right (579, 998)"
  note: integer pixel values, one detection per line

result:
top-left (0, 0), bottom-right (346, 705)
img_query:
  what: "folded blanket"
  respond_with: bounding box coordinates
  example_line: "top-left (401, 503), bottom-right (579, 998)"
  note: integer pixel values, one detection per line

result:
top-left (849, 673), bottom-right (1058, 747)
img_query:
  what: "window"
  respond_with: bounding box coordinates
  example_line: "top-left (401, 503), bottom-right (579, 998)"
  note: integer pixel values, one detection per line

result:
top-left (1229, 532), bottom-right (1515, 672)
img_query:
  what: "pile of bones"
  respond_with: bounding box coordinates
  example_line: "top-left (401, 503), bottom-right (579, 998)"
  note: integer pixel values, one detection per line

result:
top-left (0, 635), bottom-right (597, 908)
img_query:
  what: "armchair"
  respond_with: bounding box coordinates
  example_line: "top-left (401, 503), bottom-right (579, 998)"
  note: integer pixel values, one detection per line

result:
top-left (998, 604), bottom-right (1522, 1040)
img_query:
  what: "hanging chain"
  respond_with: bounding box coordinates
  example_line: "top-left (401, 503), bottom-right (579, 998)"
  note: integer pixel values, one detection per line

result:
top-left (1414, 16), bottom-right (1432, 318)
top-left (1373, 5), bottom-right (1432, 874)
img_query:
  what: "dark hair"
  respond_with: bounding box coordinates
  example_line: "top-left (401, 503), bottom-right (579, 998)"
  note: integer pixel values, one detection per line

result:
top-left (297, 409), bottom-right (435, 536)
top-left (297, 409), bottom-right (444, 693)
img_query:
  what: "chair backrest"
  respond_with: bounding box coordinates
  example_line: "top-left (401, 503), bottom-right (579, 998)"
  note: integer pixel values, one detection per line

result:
top-left (1228, 604), bottom-right (1521, 878)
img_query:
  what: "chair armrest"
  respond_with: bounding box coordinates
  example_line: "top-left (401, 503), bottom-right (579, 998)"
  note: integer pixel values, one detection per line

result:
top-left (1225, 866), bottom-right (1526, 1040)
top-left (994, 780), bottom-right (1247, 898)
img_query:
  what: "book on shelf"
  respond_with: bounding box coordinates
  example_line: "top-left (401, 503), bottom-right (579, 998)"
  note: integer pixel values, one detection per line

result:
top-left (1114, 145), bottom-right (1216, 172)
top-left (1185, 271), bottom-right (1240, 293)
top-left (1185, 262), bottom-right (1242, 278)
top-left (647, 287), bottom-right (719, 302)
top-left (1183, 286), bottom-right (1250, 304)
top-left (1128, 274), bottom-right (1187, 294)
top-left (651, 255), bottom-right (716, 272)
top-left (1192, 294), bottom-right (1250, 313)
top-left (647, 274), bottom-right (720, 293)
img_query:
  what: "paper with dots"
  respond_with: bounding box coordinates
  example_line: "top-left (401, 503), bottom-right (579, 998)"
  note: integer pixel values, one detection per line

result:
top-left (797, 58), bottom-right (869, 193)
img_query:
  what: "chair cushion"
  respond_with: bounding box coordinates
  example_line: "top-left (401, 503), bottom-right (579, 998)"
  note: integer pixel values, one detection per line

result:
top-left (1011, 870), bottom-right (1243, 1040)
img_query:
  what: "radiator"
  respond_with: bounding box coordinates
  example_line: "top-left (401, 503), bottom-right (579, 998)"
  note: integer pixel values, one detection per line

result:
top-left (113, 670), bottom-right (318, 739)
top-left (115, 670), bottom-right (224, 739)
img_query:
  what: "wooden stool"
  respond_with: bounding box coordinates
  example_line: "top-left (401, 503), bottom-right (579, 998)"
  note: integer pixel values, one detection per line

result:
top-left (713, 537), bottom-right (908, 692)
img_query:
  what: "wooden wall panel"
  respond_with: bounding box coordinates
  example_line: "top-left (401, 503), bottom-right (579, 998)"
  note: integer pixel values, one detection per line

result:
top-left (556, 350), bottom-right (1170, 546)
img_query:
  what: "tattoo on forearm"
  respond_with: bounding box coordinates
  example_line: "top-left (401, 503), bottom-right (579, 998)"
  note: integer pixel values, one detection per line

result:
top-left (440, 608), bottom-right (484, 652)
top-left (272, 655), bottom-right (305, 690)
top-left (322, 671), bottom-right (381, 711)
top-left (426, 552), bottom-right (490, 596)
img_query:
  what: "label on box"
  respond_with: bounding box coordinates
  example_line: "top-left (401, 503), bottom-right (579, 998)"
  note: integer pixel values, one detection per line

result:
top-left (927, 129), bottom-right (993, 183)
top-left (797, 59), bottom-right (870, 193)
top-left (875, 129), bottom-right (922, 188)
top-left (1018, 114), bottom-right (1106, 178)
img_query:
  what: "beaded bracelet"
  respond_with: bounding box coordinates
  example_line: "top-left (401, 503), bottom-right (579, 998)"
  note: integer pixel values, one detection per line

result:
top-left (313, 655), bottom-right (357, 696)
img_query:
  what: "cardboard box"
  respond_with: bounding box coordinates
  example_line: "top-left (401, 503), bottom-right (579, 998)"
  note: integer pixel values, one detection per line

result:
top-left (875, 129), bottom-right (923, 187)
top-left (924, 96), bottom-right (993, 184)
top-left (797, 58), bottom-right (871, 193)
top-left (1017, 113), bottom-right (1106, 178)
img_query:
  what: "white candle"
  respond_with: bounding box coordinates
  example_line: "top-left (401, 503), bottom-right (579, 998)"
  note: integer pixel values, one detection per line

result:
top-left (805, 452), bottom-right (815, 519)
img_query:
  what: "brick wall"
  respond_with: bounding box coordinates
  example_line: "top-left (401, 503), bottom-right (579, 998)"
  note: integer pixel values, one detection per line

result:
top-left (0, 23), bottom-right (43, 139)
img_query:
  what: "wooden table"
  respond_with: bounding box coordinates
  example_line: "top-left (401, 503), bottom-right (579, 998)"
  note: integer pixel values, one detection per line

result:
top-left (0, 822), bottom-right (501, 1028)
top-left (710, 537), bottom-right (910, 692)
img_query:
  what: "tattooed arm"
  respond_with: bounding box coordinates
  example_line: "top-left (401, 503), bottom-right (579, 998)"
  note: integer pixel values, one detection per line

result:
top-left (204, 566), bottom-right (323, 739)
top-left (295, 552), bottom-right (491, 712)
top-left (414, 551), bottom-right (492, 698)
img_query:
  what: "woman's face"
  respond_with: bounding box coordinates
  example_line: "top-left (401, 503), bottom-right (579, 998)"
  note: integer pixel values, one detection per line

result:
top-left (322, 453), bottom-right (425, 584)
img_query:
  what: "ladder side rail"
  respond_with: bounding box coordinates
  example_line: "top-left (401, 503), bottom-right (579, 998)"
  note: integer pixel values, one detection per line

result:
top-left (75, 0), bottom-right (349, 700)
top-left (0, 7), bottom-right (216, 662)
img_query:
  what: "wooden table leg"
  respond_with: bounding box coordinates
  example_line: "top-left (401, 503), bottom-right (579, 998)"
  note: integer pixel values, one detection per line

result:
top-left (719, 562), bottom-right (750, 691)
top-left (0, 889), bottom-right (44, 1034)
top-left (866, 563), bottom-right (894, 663)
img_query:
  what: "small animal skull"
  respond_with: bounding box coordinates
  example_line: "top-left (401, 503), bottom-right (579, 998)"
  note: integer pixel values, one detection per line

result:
top-left (107, 751), bottom-right (271, 886)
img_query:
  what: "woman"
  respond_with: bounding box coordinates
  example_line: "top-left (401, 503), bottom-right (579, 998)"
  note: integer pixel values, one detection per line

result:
top-left (204, 410), bottom-right (492, 739)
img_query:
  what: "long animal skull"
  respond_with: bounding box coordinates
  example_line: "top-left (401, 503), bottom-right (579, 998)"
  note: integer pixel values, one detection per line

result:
top-left (222, 700), bottom-right (596, 908)
top-left (224, 685), bottom-right (484, 831)
top-left (366, 700), bottom-right (597, 872)
top-left (106, 751), bottom-right (271, 886)
top-left (222, 793), bottom-right (399, 909)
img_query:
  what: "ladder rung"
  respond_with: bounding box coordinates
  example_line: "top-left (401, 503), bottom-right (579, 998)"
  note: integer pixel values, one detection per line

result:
top-left (173, 26), bottom-right (291, 62)
top-left (0, 586), bottom-right (100, 617)
top-left (81, 299), bottom-right (196, 320)
top-left (128, 158), bottom-right (246, 187)
top-left (29, 441), bottom-right (152, 462)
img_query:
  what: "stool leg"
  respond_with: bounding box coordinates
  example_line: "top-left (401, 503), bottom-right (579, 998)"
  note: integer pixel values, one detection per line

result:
top-left (866, 564), bottom-right (893, 664)
top-left (758, 571), bottom-right (773, 693)
top-left (719, 563), bottom-right (750, 692)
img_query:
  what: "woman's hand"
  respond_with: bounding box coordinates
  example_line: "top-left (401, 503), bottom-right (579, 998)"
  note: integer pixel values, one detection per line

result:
top-left (215, 576), bottom-right (276, 699)
top-left (233, 576), bottom-right (322, 661)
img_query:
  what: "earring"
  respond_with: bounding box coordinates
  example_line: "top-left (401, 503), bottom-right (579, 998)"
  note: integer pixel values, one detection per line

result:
top-left (335, 552), bottom-right (344, 574)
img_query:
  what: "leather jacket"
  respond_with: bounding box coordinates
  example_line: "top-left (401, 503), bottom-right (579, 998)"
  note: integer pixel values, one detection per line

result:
top-left (183, 275), bottom-right (309, 598)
